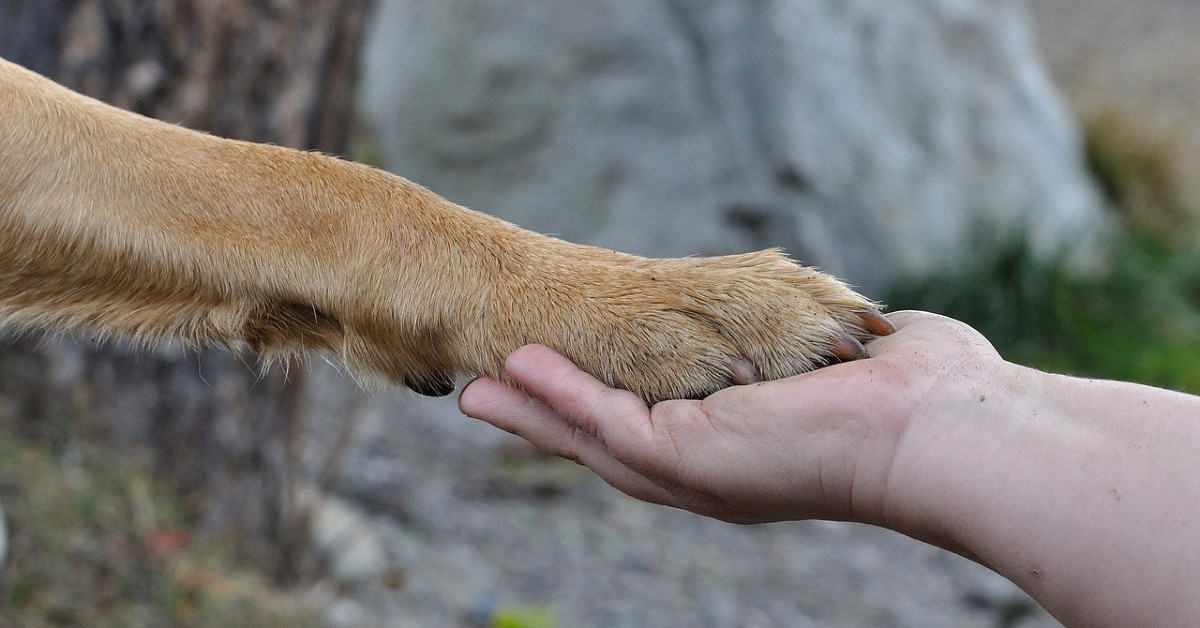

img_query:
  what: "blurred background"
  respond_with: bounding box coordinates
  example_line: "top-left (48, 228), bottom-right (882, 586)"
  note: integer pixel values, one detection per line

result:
top-left (1, 0), bottom-right (1197, 625)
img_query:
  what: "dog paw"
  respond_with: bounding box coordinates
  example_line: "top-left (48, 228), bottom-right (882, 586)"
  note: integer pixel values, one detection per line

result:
top-left (486, 248), bottom-right (893, 404)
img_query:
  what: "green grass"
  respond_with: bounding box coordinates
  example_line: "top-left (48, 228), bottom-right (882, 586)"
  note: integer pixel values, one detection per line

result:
top-left (492, 604), bottom-right (557, 628)
top-left (886, 232), bottom-right (1200, 394)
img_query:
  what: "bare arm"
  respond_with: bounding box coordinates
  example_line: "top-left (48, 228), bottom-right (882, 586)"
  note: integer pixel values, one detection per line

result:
top-left (460, 311), bottom-right (1200, 626)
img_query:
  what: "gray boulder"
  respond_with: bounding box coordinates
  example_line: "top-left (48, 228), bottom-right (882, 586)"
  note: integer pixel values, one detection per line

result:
top-left (361, 0), bottom-right (1103, 296)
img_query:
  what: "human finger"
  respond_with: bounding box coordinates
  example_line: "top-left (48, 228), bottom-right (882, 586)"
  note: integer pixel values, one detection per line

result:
top-left (502, 344), bottom-right (658, 458)
top-left (459, 373), bottom-right (680, 504)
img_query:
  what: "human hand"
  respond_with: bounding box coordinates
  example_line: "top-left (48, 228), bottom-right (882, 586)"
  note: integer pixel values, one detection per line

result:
top-left (458, 311), bottom-right (1008, 525)
top-left (462, 311), bottom-right (1200, 626)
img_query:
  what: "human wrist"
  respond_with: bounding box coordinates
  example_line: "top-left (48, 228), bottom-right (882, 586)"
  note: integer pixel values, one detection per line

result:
top-left (873, 357), bottom-right (1053, 556)
top-left (880, 364), bottom-right (1200, 625)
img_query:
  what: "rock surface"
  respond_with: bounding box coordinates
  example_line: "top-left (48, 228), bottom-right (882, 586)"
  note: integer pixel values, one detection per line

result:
top-left (361, 0), bottom-right (1103, 296)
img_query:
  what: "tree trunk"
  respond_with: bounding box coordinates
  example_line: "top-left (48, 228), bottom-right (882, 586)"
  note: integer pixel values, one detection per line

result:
top-left (0, 0), bottom-right (371, 580)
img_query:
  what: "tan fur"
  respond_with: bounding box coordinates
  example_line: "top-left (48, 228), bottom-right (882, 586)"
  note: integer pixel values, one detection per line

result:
top-left (0, 57), bottom-right (888, 403)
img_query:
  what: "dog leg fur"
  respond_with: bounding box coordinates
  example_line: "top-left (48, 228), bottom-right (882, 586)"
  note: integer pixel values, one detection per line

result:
top-left (0, 57), bottom-right (891, 403)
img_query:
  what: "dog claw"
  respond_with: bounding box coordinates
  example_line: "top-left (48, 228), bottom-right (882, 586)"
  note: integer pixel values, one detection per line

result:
top-left (857, 310), bottom-right (896, 336)
top-left (828, 332), bottom-right (868, 362)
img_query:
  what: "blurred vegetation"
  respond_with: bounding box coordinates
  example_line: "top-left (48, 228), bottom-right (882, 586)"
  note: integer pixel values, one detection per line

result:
top-left (491, 604), bottom-right (557, 628)
top-left (887, 112), bottom-right (1200, 393)
top-left (1083, 111), bottom-right (1189, 242)
top-left (0, 429), bottom-right (319, 627)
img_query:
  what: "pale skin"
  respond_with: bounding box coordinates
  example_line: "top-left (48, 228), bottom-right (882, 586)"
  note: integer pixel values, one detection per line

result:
top-left (459, 311), bottom-right (1200, 627)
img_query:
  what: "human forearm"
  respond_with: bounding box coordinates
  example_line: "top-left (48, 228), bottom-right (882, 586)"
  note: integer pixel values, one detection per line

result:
top-left (889, 366), bottom-right (1200, 626)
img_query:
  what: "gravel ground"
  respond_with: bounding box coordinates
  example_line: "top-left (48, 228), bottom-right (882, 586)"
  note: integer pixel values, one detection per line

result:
top-left (301, 364), bottom-right (1058, 628)
top-left (294, 3), bottom-right (1200, 625)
